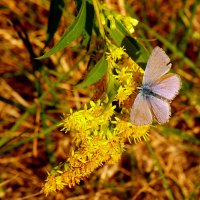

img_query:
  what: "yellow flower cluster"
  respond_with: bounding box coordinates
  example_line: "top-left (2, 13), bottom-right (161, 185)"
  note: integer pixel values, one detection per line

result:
top-left (42, 45), bottom-right (150, 196)
top-left (106, 43), bottom-right (143, 106)
top-left (101, 4), bottom-right (139, 33)
top-left (61, 100), bottom-right (115, 145)
top-left (113, 118), bottom-right (150, 143)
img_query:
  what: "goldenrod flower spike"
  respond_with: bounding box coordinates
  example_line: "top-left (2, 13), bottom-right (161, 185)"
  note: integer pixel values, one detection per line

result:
top-left (43, 46), bottom-right (151, 196)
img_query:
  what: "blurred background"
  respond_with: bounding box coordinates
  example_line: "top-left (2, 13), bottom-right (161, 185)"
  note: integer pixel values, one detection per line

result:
top-left (0, 0), bottom-right (200, 199)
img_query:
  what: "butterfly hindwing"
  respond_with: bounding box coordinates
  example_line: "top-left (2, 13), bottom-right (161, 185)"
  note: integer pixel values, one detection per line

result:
top-left (130, 93), bottom-right (152, 126)
top-left (148, 95), bottom-right (171, 124)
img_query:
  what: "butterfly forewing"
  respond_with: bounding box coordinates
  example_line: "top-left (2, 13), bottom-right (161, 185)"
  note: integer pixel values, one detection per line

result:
top-left (149, 96), bottom-right (171, 124)
top-left (143, 47), bottom-right (172, 85)
top-left (151, 73), bottom-right (181, 100)
top-left (130, 93), bottom-right (152, 125)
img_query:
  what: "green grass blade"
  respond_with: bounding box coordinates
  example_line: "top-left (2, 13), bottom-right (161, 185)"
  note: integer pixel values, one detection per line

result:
top-left (0, 122), bottom-right (60, 155)
top-left (178, 0), bottom-right (199, 54)
top-left (0, 110), bottom-right (32, 148)
top-left (141, 23), bottom-right (199, 73)
top-left (160, 126), bottom-right (200, 146)
top-left (145, 140), bottom-right (175, 200)
top-left (0, 72), bottom-right (68, 148)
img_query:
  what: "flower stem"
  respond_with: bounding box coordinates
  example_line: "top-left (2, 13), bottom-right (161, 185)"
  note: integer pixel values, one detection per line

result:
top-left (92, 0), bottom-right (105, 38)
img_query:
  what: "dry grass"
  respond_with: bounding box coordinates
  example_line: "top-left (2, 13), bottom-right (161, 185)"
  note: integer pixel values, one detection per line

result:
top-left (0, 0), bottom-right (200, 199)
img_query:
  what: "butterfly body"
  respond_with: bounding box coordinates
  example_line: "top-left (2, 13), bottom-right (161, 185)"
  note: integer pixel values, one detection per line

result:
top-left (140, 84), bottom-right (171, 103)
top-left (130, 47), bottom-right (181, 126)
top-left (140, 84), bottom-right (152, 96)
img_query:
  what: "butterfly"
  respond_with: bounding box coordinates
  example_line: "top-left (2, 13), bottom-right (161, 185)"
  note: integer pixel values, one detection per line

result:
top-left (130, 46), bottom-right (181, 126)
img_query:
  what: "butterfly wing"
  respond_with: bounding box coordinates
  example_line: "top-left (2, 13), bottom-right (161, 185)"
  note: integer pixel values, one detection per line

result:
top-left (149, 96), bottom-right (171, 124)
top-left (151, 73), bottom-right (181, 100)
top-left (143, 46), bottom-right (172, 85)
top-left (130, 93), bottom-right (152, 125)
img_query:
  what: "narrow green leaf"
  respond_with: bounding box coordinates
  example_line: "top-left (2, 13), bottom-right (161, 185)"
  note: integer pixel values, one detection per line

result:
top-left (76, 54), bottom-right (108, 89)
top-left (82, 1), bottom-right (94, 49)
top-left (45, 0), bottom-right (65, 47)
top-left (104, 75), bottom-right (119, 111)
top-left (75, 0), bottom-right (94, 49)
top-left (106, 20), bottom-right (149, 68)
top-left (37, 0), bottom-right (86, 59)
top-left (74, 0), bottom-right (82, 11)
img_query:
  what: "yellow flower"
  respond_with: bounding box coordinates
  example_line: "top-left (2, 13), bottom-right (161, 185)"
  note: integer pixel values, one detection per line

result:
top-left (113, 117), bottom-right (150, 143)
top-left (42, 174), bottom-right (66, 196)
top-left (115, 67), bottom-right (133, 85)
top-left (106, 45), bottom-right (126, 64)
top-left (115, 86), bottom-right (133, 105)
top-left (103, 5), bottom-right (139, 34)
top-left (132, 125), bottom-right (151, 143)
top-left (61, 101), bottom-right (115, 134)
top-left (124, 56), bottom-right (143, 73)
top-left (123, 17), bottom-right (139, 33)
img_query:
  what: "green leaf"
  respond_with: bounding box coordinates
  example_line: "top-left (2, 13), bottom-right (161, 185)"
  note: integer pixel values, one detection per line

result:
top-left (74, 0), bottom-right (82, 11)
top-left (104, 75), bottom-right (119, 111)
top-left (82, 1), bottom-right (94, 50)
top-left (37, 0), bottom-right (86, 59)
top-left (45, 0), bottom-right (65, 47)
top-left (106, 20), bottom-right (149, 68)
top-left (75, 0), bottom-right (94, 50)
top-left (76, 54), bottom-right (108, 89)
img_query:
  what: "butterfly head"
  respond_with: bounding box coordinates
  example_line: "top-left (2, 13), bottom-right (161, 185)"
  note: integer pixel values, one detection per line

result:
top-left (138, 84), bottom-right (152, 96)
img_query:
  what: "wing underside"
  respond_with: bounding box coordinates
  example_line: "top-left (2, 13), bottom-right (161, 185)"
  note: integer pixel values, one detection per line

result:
top-left (143, 47), bottom-right (172, 85)
top-left (149, 95), bottom-right (171, 124)
top-left (151, 73), bottom-right (181, 100)
top-left (130, 93), bottom-right (152, 126)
